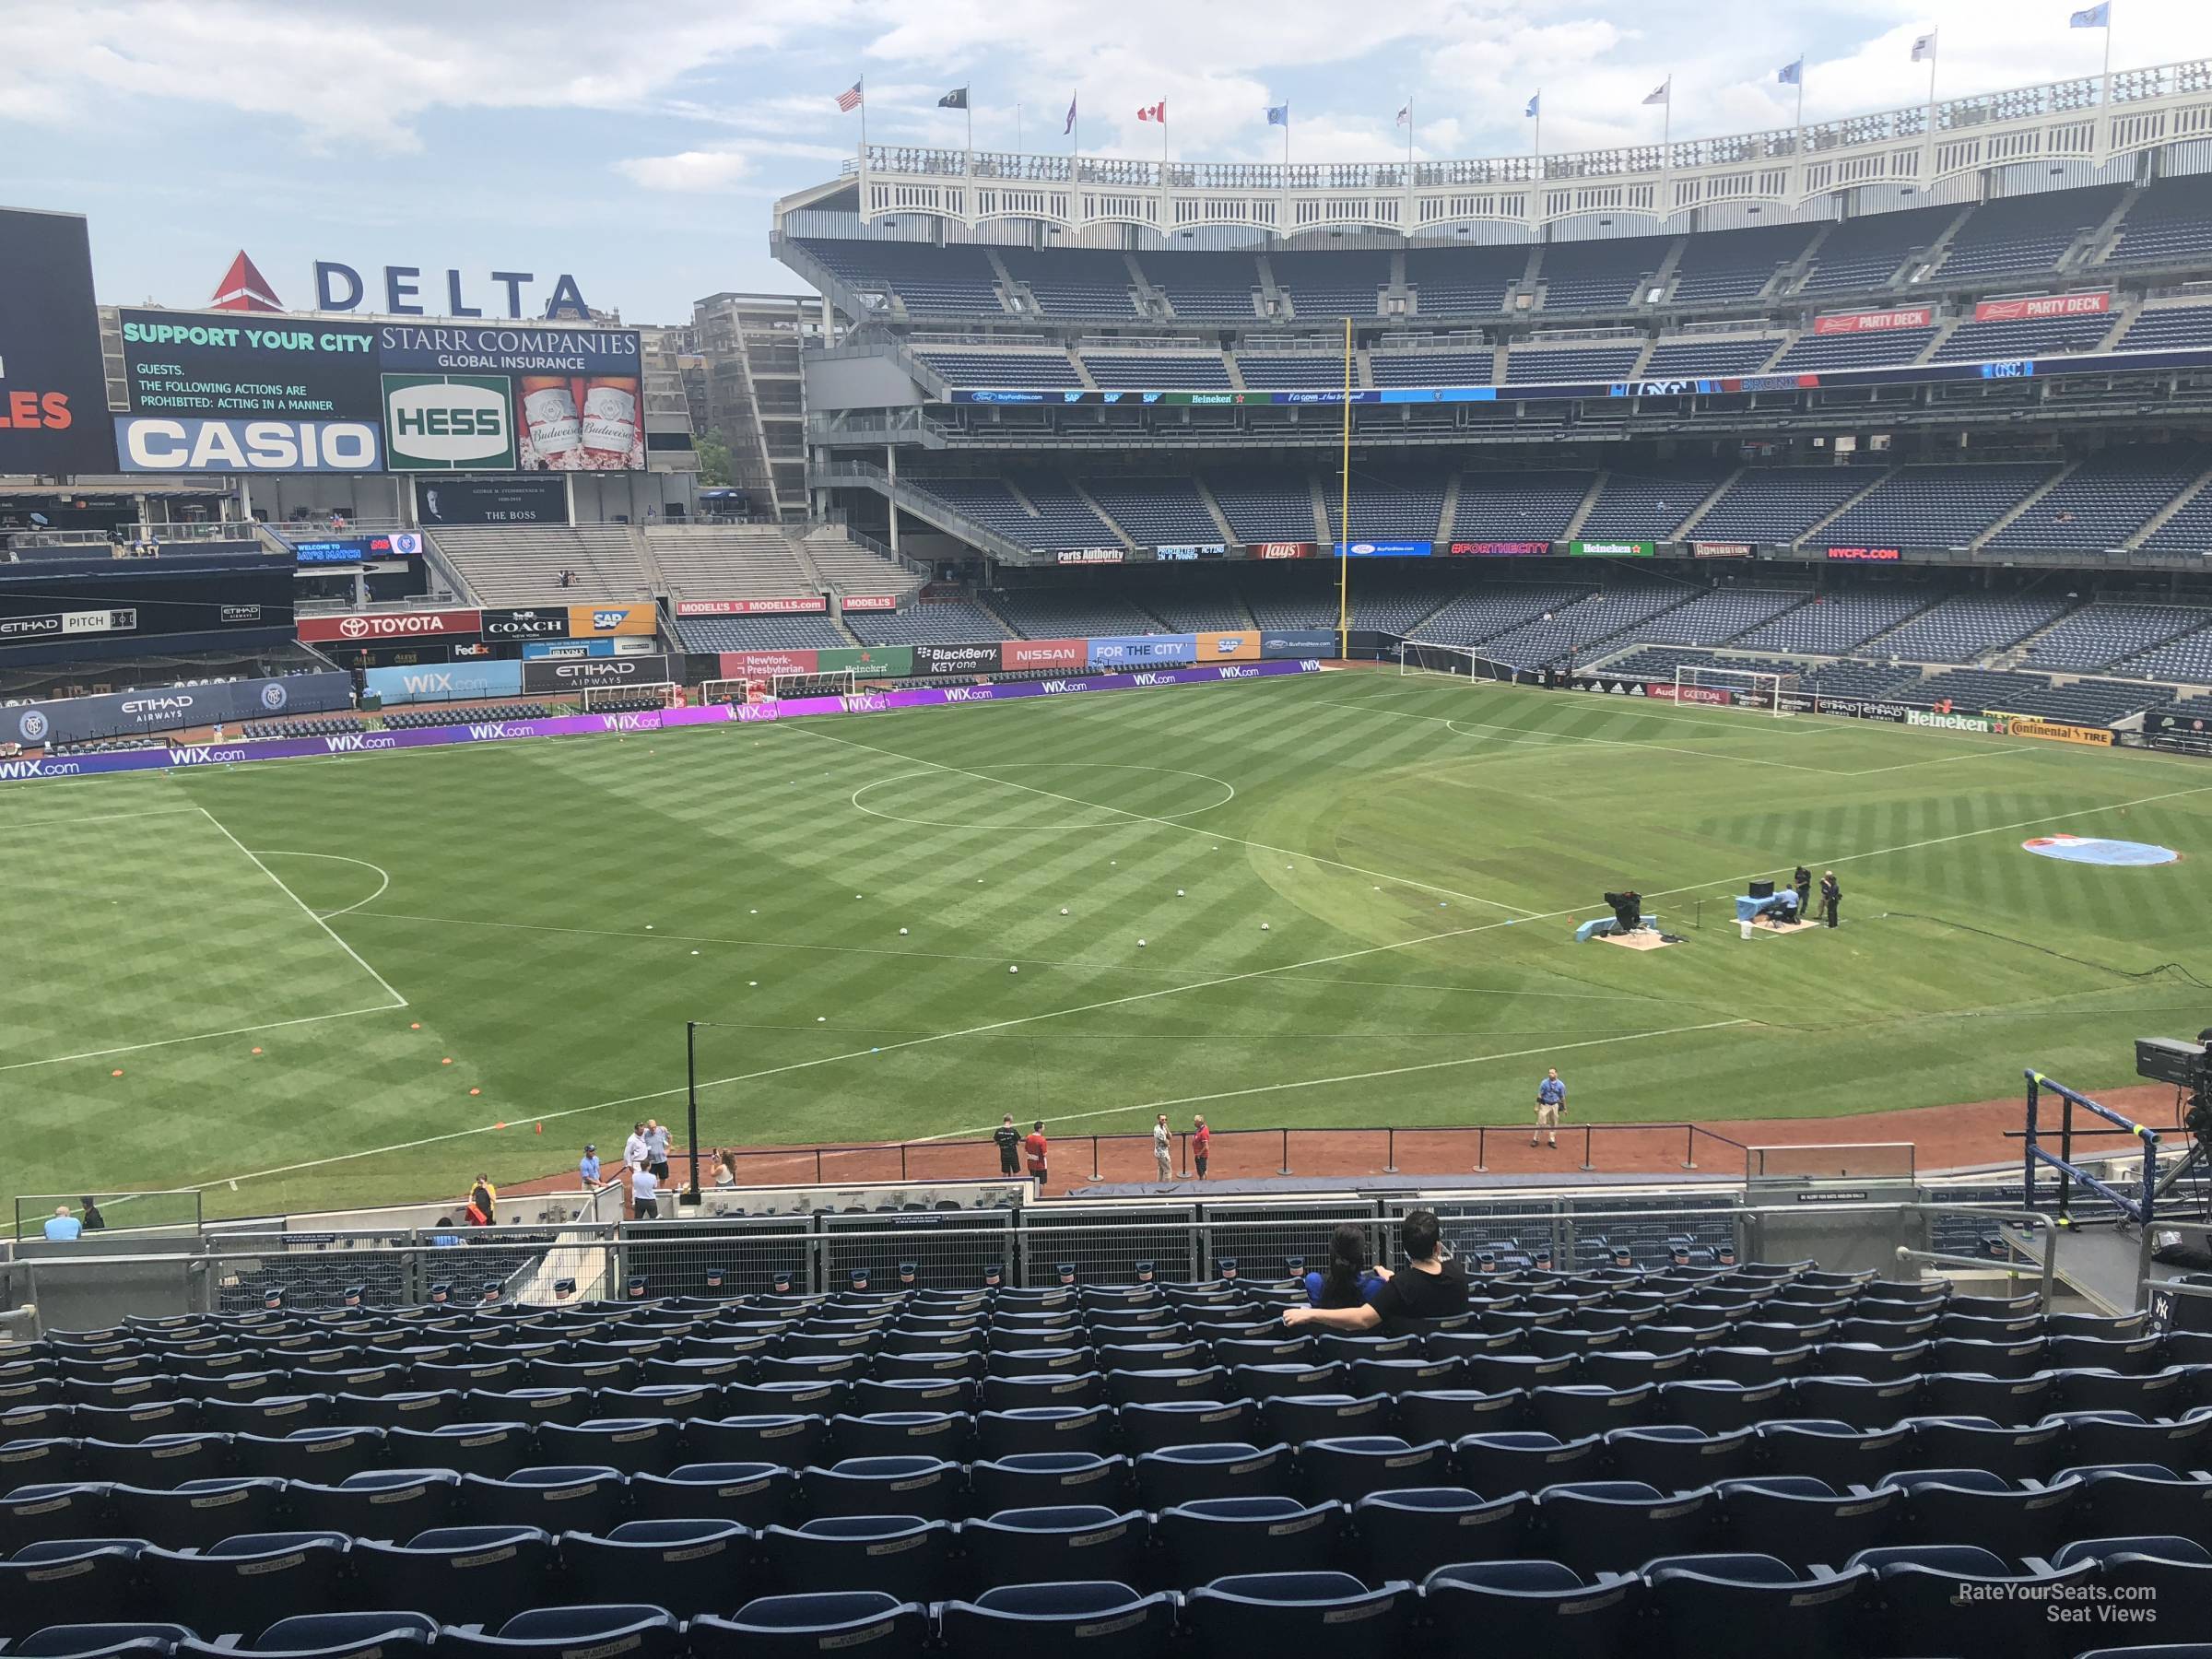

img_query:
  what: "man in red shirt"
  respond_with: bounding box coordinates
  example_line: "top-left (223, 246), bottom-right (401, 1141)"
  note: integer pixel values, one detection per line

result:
top-left (1193, 1115), bottom-right (1211, 1179)
top-left (1024, 1120), bottom-right (1048, 1191)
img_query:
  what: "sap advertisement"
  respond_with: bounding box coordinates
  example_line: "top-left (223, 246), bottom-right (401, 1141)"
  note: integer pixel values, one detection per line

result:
top-left (365, 661), bottom-right (524, 704)
top-left (1088, 633), bottom-right (1197, 668)
top-left (0, 208), bottom-right (119, 474)
top-left (112, 310), bottom-right (643, 475)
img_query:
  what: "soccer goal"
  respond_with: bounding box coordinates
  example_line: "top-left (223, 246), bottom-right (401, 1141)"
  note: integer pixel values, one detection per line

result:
top-left (1672, 664), bottom-right (1799, 715)
top-left (1399, 639), bottom-right (1524, 683)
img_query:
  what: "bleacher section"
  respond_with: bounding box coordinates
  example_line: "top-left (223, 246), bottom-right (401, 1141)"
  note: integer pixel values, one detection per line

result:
top-left (794, 239), bottom-right (1004, 314)
top-left (1328, 475), bottom-right (1448, 543)
top-left (1082, 477), bottom-right (1226, 547)
top-left (1931, 312), bottom-right (2115, 363)
top-left (675, 614), bottom-right (851, 652)
top-left (1476, 581), bottom-right (1694, 668)
top-left (999, 246), bottom-right (1140, 318)
top-left (1680, 468), bottom-right (1874, 546)
top-left (1577, 465), bottom-right (1733, 542)
top-left (1913, 665), bottom-right (2161, 723)
top-left (1988, 449), bottom-right (2206, 554)
top-left (1207, 471), bottom-right (1323, 544)
top-left (1233, 355), bottom-right (1348, 389)
top-left (1640, 336), bottom-right (1783, 377)
top-left (795, 530), bottom-right (921, 603)
top-left (1537, 237), bottom-right (1667, 311)
top-left (1665, 223), bottom-right (1813, 304)
top-left (990, 587), bottom-right (1164, 637)
top-left (2106, 172), bottom-right (2212, 266)
top-left (1771, 327), bottom-right (1936, 371)
top-left (1370, 350), bottom-right (1497, 387)
top-left (2023, 600), bottom-right (2212, 671)
top-left (645, 528), bottom-right (815, 606)
top-left (1734, 587), bottom-right (1936, 654)
top-left (2117, 619), bottom-right (2212, 685)
top-left (2115, 302), bottom-right (2212, 349)
top-left (1502, 344), bottom-right (1642, 383)
top-left (1272, 249), bottom-right (1394, 319)
top-left (1081, 353), bottom-right (1230, 389)
top-left (843, 596), bottom-right (1011, 644)
top-left (1812, 464), bottom-right (2055, 550)
top-left (1934, 187), bottom-right (2118, 281)
top-left (1404, 244), bottom-right (1523, 316)
top-left (429, 527), bottom-right (654, 606)
top-left (907, 477), bottom-right (1117, 551)
top-left (1131, 569), bottom-right (1254, 630)
top-left (1450, 470), bottom-right (1592, 543)
top-left (918, 350), bottom-right (1080, 388)
top-left (1865, 592), bottom-right (2075, 664)
top-left (1411, 582), bottom-right (1591, 648)
top-left (1612, 583), bottom-right (1810, 647)
top-left (1794, 204), bottom-right (1955, 294)
top-left (1153, 253), bottom-right (1263, 322)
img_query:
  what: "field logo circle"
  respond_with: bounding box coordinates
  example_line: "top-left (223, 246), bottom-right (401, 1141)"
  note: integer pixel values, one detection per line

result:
top-left (2022, 834), bottom-right (2179, 866)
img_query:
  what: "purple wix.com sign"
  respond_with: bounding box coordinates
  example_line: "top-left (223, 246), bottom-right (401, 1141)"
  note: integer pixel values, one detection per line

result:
top-left (0, 659), bottom-right (1324, 783)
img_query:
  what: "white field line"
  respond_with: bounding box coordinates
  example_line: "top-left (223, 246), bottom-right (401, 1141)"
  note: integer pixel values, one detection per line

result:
top-left (0, 1006), bottom-right (401, 1075)
top-left (185, 756), bottom-right (2212, 1193)
top-left (0, 806), bottom-right (206, 832)
top-left (788, 721), bottom-right (1542, 917)
top-left (196, 807), bottom-right (408, 1009)
top-left (253, 851), bottom-right (394, 918)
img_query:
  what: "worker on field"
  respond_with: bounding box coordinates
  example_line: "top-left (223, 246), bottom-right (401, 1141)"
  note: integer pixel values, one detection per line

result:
top-left (1793, 865), bottom-right (1812, 924)
top-left (1534, 1069), bottom-right (1566, 1149)
top-left (1820, 871), bottom-right (1842, 929)
top-left (994, 1113), bottom-right (1022, 1177)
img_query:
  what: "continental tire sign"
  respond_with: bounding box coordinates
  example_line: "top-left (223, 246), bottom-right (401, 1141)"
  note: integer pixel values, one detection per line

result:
top-left (2008, 716), bottom-right (2113, 747)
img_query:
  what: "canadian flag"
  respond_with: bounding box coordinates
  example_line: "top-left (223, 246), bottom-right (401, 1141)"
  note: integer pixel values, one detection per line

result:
top-left (1137, 100), bottom-right (1166, 122)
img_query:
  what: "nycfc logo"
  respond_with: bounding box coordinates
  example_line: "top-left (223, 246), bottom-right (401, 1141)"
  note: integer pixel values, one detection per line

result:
top-left (18, 710), bottom-right (48, 742)
top-left (261, 683), bottom-right (288, 711)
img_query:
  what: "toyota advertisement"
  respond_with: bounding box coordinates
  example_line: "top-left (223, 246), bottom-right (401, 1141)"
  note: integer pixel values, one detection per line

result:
top-left (297, 607), bottom-right (482, 644)
top-left (0, 208), bottom-right (115, 474)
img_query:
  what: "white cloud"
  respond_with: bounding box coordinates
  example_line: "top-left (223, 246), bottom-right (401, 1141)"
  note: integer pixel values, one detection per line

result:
top-left (618, 148), bottom-right (756, 193)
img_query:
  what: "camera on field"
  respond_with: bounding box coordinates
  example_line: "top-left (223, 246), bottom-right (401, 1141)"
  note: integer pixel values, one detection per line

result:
top-left (2136, 1032), bottom-right (2212, 1155)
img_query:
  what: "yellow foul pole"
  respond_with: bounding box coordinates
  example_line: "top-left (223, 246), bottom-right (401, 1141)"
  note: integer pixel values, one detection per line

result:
top-left (1336, 313), bottom-right (1352, 657)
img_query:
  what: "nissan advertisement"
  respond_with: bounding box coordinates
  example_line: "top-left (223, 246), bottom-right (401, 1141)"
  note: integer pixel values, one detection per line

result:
top-left (0, 208), bottom-right (115, 474)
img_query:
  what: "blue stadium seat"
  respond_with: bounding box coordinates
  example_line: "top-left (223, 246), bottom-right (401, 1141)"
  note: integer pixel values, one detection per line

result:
top-left (1453, 1430), bottom-right (1601, 1490)
top-left (1641, 1553), bottom-right (1869, 1659)
top-left (138, 1534), bottom-right (348, 1641)
top-left (2059, 1464), bottom-right (2212, 1545)
top-left (936, 1582), bottom-right (1176, 1659)
top-left (1655, 1379), bottom-right (1791, 1434)
top-left (1902, 1414), bottom-right (2063, 1481)
top-left (1156, 1495), bottom-right (1345, 1581)
top-left (1849, 1545), bottom-right (2093, 1659)
top-left (1133, 1441), bottom-right (1293, 1509)
top-left (0, 1540), bottom-right (150, 1640)
top-left (386, 1421), bottom-right (535, 1478)
top-left (79, 1433), bottom-right (229, 1486)
top-left (968, 1452), bottom-right (1130, 1512)
top-left (1297, 1435), bottom-right (1451, 1504)
top-left (629, 1462), bottom-right (794, 1525)
top-left (960, 1506), bottom-right (1150, 1593)
top-left (462, 1466), bottom-right (627, 1535)
top-left (972, 1406), bottom-right (1114, 1459)
top-left (560, 1519), bottom-right (753, 1617)
top-left (692, 1593), bottom-right (927, 1659)
top-left (2045, 1410), bottom-right (2212, 1469)
top-left (350, 1525), bottom-right (555, 1626)
top-left (1605, 1424), bottom-right (1757, 1490)
top-left (1920, 1371), bottom-right (2053, 1422)
top-left (761, 1515), bottom-right (955, 1600)
top-left (1117, 1398), bottom-right (1258, 1453)
top-left (1879, 1466), bottom-right (2080, 1559)
top-left (432, 1605), bottom-right (681, 1659)
top-left (1423, 1559), bottom-right (1641, 1659)
top-left (1184, 1571), bottom-right (1409, 1659)
top-left (1755, 1418), bottom-right (1912, 1487)
top-left (1352, 1486), bottom-right (1529, 1581)
top-left (686, 1413), bottom-right (830, 1466)
top-left (1713, 1476), bottom-right (1900, 1568)
top-left (112, 1478), bottom-right (285, 1549)
top-left (1533, 1481), bottom-right (1716, 1575)
top-left (13, 1627), bottom-right (192, 1659)
top-left (224, 1613), bottom-right (437, 1659)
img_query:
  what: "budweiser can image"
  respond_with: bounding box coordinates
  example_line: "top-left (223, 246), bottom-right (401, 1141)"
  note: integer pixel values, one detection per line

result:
top-left (580, 377), bottom-right (641, 468)
top-left (520, 375), bottom-right (582, 467)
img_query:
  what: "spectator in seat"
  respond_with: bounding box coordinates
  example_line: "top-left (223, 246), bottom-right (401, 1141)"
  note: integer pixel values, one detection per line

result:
top-left (1304, 1222), bottom-right (1382, 1309)
top-left (78, 1196), bottom-right (106, 1231)
top-left (1283, 1209), bottom-right (1465, 1332)
top-left (714, 1149), bottom-right (738, 1188)
top-left (42, 1205), bottom-right (81, 1241)
top-left (430, 1218), bottom-right (461, 1247)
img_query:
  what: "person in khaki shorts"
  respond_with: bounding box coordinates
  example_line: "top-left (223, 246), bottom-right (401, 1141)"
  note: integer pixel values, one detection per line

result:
top-left (1533, 1068), bottom-right (1566, 1148)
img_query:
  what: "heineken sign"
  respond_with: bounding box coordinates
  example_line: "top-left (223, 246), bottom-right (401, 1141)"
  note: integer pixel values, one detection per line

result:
top-left (382, 374), bottom-right (515, 471)
top-left (1568, 539), bottom-right (1655, 558)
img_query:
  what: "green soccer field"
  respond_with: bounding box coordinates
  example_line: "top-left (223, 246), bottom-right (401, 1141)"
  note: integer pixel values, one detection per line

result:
top-left (5, 668), bottom-right (2208, 1220)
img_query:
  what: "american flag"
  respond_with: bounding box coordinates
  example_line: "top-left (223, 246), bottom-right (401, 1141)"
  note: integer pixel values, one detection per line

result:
top-left (835, 81), bottom-right (863, 112)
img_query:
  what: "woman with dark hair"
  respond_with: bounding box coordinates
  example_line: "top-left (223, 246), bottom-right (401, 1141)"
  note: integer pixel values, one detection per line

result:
top-left (1303, 1221), bottom-right (1381, 1309)
top-left (1285, 1208), bottom-right (1466, 1332)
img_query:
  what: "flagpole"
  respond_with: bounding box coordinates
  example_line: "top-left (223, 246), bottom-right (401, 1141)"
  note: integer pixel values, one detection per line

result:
top-left (1534, 92), bottom-right (1541, 162)
top-left (858, 76), bottom-right (866, 162)
top-left (1406, 96), bottom-right (1413, 171)
top-left (966, 97), bottom-right (972, 155)
top-left (1017, 102), bottom-right (1022, 151)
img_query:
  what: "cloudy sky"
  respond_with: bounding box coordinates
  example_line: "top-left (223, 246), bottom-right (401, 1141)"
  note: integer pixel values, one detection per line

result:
top-left (3, 0), bottom-right (2207, 324)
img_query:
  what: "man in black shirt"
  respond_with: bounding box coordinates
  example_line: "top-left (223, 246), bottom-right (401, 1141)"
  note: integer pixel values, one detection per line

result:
top-left (993, 1114), bottom-right (1021, 1177)
top-left (1282, 1209), bottom-right (1465, 1332)
top-left (1819, 871), bottom-right (1841, 929)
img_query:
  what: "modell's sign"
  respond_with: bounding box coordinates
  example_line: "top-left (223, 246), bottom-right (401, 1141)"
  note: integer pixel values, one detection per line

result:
top-left (1973, 291), bottom-right (2110, 323)
top-left (674, 596), bottom-right (827, 616)
top-left (298, 607), bottom-right (482, 642)
top-left (840, 594), bottom-right (898, 611)
top-left (1813, 305), bottom-right (1934, 335)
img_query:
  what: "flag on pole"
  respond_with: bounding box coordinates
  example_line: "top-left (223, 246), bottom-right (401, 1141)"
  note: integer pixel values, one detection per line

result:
top-left (1642, 77), bottom-right (1671, 105)
top-left (835, 81), bottom-right (863, 112)
top-left (1265, 102), bottom-right (1289, 125)
top-left (937, 88), bottom-right (969, 109)
top-left (1065, 93), bottom-right (1077, 134)
top-left (2070, 3), bottom-right (2110, 25)
top-left (1137, 100), bottom-right (1166, 122)
top-left (1395, 103), bottom-right (1410, 125)
top-left (1777, 57), bottom-right (1804, 86)
top-left (1525, 92), bottom-right (1540, 117)
top-left (1911, 31), bottom-right (1936, 62)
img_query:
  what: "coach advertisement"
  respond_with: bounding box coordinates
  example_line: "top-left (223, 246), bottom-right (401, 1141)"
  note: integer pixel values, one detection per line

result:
top-left (1261, 629), bottom-right (1338, 658)
top-left (522, 653), bottom-right (676, 694)
top-left (5, 670), bottom-right (352, 747)
top-left (911, 641), bottom-right (1003, 676)
top-left (1194, 630), bottom-right (1262, 662)
top-left (480, 606), bottom-right (569, 639)
top-left (0, 208), bottom-right (114, 474)
top-left (1002, 638), bottom-right (1086, 671)
top-left (364, 661), bottom-right (524, 704)
top-left (1089, 633), bottom-right (1197, 668)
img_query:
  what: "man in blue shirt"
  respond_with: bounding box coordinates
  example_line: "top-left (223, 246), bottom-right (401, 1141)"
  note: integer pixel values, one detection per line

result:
top-left (1533, 1069), bottom-right (1566, 1149)
top-left (579, 1145), bottom-right (602, 1190)
top-left (43, 1206), bottom-right (82, 1241)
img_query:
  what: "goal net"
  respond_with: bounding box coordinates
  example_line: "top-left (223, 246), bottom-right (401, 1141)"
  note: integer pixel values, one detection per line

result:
top-left (1398, 639), bottom-right (1524, 683)
top-left (771, 669), bottom-right (858, 700)
top-left (1673, 664), bottom-right (1799, 716)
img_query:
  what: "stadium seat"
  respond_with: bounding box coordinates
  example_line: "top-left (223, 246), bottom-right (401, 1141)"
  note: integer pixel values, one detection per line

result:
top-left (629, 1461), bottom-right (793, 1525)
top-left (1879, 1466), bottom-right (2081, 1559)
top-left (760, 1515), bottom-right (955, 1600)
top-left (431, 1605), bottom-right (682, 1659)
top-left (960, 1506), bottom-right (1150, 1592)
top-left (1641, 1553), bottom-right (1869, 1659)
top-left (1714, 1475), bottom-right (1900, 1567)
top-left (1849, 1545), bottom-right (2094, 1659)
top-left (1533, 1480), bottom-right (1716, 1575)
top-left (137, 1533), bottom-right (348, 1641)
top-left (1755, 1418), bottom-right (1912, 1487)
top-left (1117, 1398), bottom-right (1259, 1453)
top-left (2052, 1535), bottom-right (2212, 1636)
top-left (385, 1421), bottom-right (535, 1478)
top-left (685, 1412), bottom-right (830, 1466)
top-left (112, 1477), bottom-right (285, 1549)
top-left (1453, 1430), bottom-right (1600, 1490)
top-left (0, 1540), bottom-right (150, 1640)
top-left (2046, 1409), bottom-right (2212, 1468)
top-left (229, 1612), bottom-right (438, 1659)
top-left (972, 1406), bottom-right (1114, 1459)
top-left (969, 1452), bottom-right (1130, 1512)
top-left (1156, 1495), bottom-right (1345, 1580)
top-left (462, 1466), bottom-right (627, 1535)
top-left (1134, 1441), bottom-right (1292, 1509)
top-left (1183, 1571), bottom-right (1409, 1659)
top-left (1655, 1379), bottom-right (1791, 1433)
top-left (1605, 1424), bottom-right (1757, 1489)
top-left (1423, 1559), bottom-right (1641, 1659)
top-left (559, 1519), bottom-right (754, 1618)
top-left (937, 1582), bottom-right (1175, 1659)
top-left (1353, 1486), bottom-right (1529, 1581)
top-left (2060, 1464), bottom-right (2212, 1544)
top-left (691, 1593), bottom-right (927, 1659)
top-left (350, 1525), bottom-right (556, 1626)
top-left (13, 1627), bottom-right (194, 1659)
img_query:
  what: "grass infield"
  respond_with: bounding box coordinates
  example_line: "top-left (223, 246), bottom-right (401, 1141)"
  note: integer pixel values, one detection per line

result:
top-left (5, 667), bottom-right (2206, 1219)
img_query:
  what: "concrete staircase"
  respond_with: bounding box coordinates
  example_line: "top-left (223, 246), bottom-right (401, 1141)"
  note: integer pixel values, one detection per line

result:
top-left (1670, 465), bottom-right (1747, 539)
top-left (1972, 461), bottom-right (2078, 549)
top-left (1790, 466), bottom-right (1899, 548)
top-left (1561, 471), bottom-right (1610, 541)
